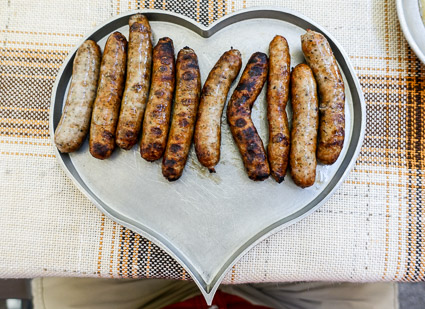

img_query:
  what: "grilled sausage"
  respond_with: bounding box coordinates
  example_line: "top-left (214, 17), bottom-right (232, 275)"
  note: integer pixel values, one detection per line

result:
top-left (227, 52), bottom-right (270, 181)
top-left (116, 14), bottom-right (152, 150)
top-left (140, 37), bottom-right (175, 161)
top-left (267, 35), bottom-right (291, 183)
top-left (162, 47), bottom-right (201, 181)
top-left (289, 64), bottom-right (319, 188)
top-left (54, 40), bottom-right (101, 153)
top-left (301, 29), bottom-right (345, 165)
top-left (89, 32), bottom-right (127, 160)
top-left (194, 49), bottom-right (242, 172)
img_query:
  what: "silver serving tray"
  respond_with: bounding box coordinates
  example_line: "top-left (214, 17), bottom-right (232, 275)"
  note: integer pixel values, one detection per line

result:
top-left (397, 0), bottom-right (425, 64)
top-left (50, 7), bottom-right (365, 304)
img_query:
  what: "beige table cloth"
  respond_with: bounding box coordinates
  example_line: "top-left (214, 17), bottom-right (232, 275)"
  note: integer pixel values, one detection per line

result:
top-left (1, 0), bottom-right (424, 284)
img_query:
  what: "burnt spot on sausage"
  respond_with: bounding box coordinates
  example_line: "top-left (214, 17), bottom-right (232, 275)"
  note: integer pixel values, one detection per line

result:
top-left (151, 127), bottom-right (162, 136)
top-left (160, 56), bottom-right (173, 65)
top-left (153, 142), bottom-right (163, 151)
top-left (154, 90), bottom-right (165, 97)
top-left (235, 107), bottom-right (249, 117)
top-left (242, 127), bottom-right (256, 140)
top-left (182, 72), bottom-right (196, 81)
top-left (92, 143), bottom-right (110, 159)
top-left (182, 53), bottom-right (195, 61)
top-left (235, 118), bottom-right (247, 128)
top-left (179, 118), bottom-right (189, 127)
top-left (246, 143), bottom-right (260, 163)
top-left (158, 66), bottom-right (167, 73)
top-left (249, 65), bottom-right (264, 77)
top-left (236, 81), bottom-right (256, 92)
top-left (112, 32), bottom-right (128, 46)
top-left (247, 52), bottom-right (267, 65)
top-left (169, 144), bottom-right (182, 153)
top-left (274, 175), bottom-right (285, 184)
top-left (160, 74), bottom-right (173, 82)
top-left (184, 61), bottom-right (199, 70)
top-left (232, 95), bottom-right (248, 107)
top-left (158, 38), bottom-right (174, 53)
top-left (156, 104), bottom-right (166, 112)
top-left (124, 130), bottom-right (136, 140)
top-left (163, 158), bottom-right (177, 167)
top-left (272, 133), bottom-right (289, 146)
top-left (180, 98), bottom-right (195, 106)
top-left (319, 139), bottom-right (344, 148)
top-left (164, 170), bottom-right (180, 182)
top-left (130, 22), bottom-right (148, 33)
top-left (235, 132), bottom-right (243, 142)
top-left (202, 85), bottom-right (213, 96)
top-left (132, 83), bottom-right (143, 92)
top-left (250, 171), bottom-right (269, 181)
top-left (101, 130), bottom-right (114, 142)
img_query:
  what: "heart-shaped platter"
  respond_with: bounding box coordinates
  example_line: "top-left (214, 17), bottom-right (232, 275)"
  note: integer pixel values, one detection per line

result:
top-left (50, 7), bottom-right (365, 304)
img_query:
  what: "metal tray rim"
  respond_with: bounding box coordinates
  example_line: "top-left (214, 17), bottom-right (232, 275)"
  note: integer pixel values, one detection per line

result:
top-left (49, 7), bottom-right (366, 304)
top-left (396, 0), bottom-right (425, 64)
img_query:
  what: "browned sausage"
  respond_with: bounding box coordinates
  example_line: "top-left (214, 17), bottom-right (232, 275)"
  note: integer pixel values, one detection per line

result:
top-left (194, 49), bottom-right (242, 172)
top-left (289, 64), bottom-right (319, 188)
top-left (267, 35), bottom-right (291, 183)
top-left (301, 29), bottom-right (345, 165)
top-left (227, 52), bottom-right (270, 181)
top-left (54, 40), bottom-right (101, 153)
top-left (162, 47), bottom-right (201, 181)
top-left (116, 14), bottom-right (152, 150)
top-left (140, 37), bottom-right (175, 161)
top-left (89, 32), bottom-right (127, 160)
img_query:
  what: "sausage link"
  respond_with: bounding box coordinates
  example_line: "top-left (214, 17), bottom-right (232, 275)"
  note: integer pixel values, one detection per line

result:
top-left (227, 52), bottom-right (270, 181)
top-left (116, 14), bottom-right (152, 150)
top-left (289, 64), bottom-right (319, 188)
top-left (301, 29), bottom-right (345, 165)
top-left (140, 37), bottom-right (175, 161)
top-left (89, 32), bottom-right (127, 160)
top-left (194, 49), bottom-right (242, 172)
top-left (267, 35), bottom-right (291, 183)
top-left (54, 40), bottom-right (101, 153)
top-left (162, 47), bottom-right (201, 181)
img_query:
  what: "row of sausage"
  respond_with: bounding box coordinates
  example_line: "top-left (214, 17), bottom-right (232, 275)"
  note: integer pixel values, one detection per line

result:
top-left (54, 13), bottom-right (345, 187)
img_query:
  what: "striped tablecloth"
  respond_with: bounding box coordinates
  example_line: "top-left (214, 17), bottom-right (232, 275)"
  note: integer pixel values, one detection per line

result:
top-left (1, 0), bottom-right (424, 284)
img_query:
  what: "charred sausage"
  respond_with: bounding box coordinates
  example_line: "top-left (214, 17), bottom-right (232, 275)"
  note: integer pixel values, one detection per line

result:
top-left (116, 14), bottom-right (152, 150)
top-left (89, 32), bottom-right (127, 160)
top-left (140, 37), bottom-right (175, 161)
top-left (194, 49), bottom-right (242, 172)
top-left (162, 47), bottom-right (201, 181)
top-left (289, 64), bottom-right (319, 188)
top-left (227, 52), bottom-right (270, 181)
top-left (267, 35), bottom-right (291, 183)
top-left (54, 40), bottom-right (101, 153)
top-left (301, 29), bottom-right (345, 165)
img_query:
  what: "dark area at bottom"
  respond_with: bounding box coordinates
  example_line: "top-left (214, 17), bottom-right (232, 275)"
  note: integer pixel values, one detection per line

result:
top-left (0, 279), bottom-right (424, 308)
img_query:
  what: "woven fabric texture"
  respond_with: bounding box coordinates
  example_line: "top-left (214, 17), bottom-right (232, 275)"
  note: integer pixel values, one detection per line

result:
top-left (0, 0), bottom-right (424, 283)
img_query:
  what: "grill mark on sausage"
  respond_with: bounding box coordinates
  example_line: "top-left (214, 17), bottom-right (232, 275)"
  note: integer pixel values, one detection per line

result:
top-left (162, 47), bottom-right (201, 181)
top-left (226, 52), bottom-right (270, 181)
top-left (140, 37), bottom-right (175, 162)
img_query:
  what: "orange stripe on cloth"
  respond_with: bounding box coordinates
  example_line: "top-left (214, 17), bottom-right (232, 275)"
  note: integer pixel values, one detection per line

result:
top-left (0, 151), bottom-right (55, 158)
top-left (0, 29), bottom-right (83, 38)
top-left (97, 215), bottom-right (106, 276)
top-left (0, 139), bottom-right (51, 147)
top-left (1, 40), bottom-right (74, 48)
top-left (109, 222), bottom-right (117, 277)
